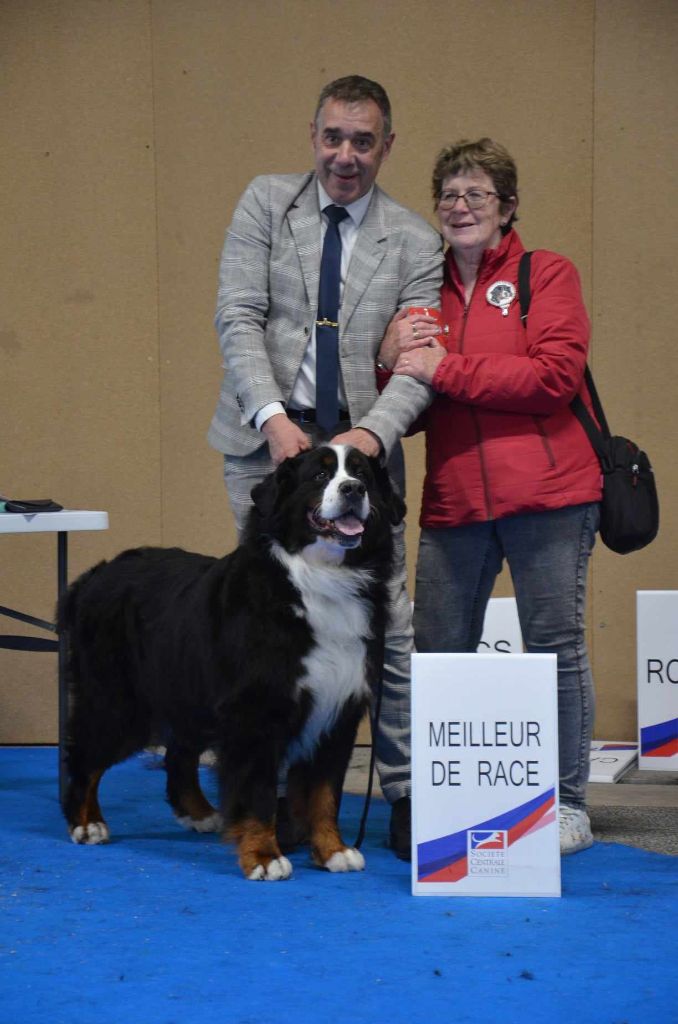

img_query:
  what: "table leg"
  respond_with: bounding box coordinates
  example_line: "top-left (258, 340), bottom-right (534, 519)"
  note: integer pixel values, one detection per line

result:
top-left (57, 531), bottom-right (68, 803)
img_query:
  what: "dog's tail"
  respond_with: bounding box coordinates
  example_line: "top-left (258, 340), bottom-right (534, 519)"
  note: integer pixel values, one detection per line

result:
top-left (56, 562), bottom-right (104, 635)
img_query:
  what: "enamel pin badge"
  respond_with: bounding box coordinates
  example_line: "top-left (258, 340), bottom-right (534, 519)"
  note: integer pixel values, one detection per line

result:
top-left (486, 280), bottom-right (516, 316)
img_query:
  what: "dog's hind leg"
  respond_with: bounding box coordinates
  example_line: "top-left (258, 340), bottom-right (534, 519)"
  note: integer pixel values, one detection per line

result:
top-left (64, 763), bottom-right (110, 845)
top-left (65, 716), bottom-right (155, 843)
top-left (165, 740), bottom-right (223, 833)
top-left (63, 678), bottom-right (153, 844)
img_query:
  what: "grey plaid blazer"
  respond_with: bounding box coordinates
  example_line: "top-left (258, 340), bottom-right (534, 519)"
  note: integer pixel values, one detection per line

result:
top-left (208, 173), bottom-right (444, 457)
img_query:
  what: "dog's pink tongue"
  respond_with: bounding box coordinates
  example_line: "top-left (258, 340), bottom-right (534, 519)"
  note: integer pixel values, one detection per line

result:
top-left (335, 514), bottom-right (364, 536)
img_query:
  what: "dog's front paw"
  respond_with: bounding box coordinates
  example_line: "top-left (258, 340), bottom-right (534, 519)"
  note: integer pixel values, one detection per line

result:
top-left (247, 856), bottom-right (293, 882)
top-left (324, 848), bottom-right (365, 873)
top-left (70, 821), bottom-right (110, 845)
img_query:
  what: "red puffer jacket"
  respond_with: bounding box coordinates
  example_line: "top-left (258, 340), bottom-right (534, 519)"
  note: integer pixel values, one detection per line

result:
top-left (421, 230), bottom-right (602, 528)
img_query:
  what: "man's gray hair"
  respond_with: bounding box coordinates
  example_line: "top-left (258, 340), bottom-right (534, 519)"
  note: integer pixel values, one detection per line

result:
top-left (314, 75), bottom-right (392, 136)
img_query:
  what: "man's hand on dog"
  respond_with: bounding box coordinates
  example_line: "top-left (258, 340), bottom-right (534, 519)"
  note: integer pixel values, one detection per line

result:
top-left (331, 427), bottom-right (381, 458)
top-left (263, 416), bottom-right (381, 465)
top-left (262, 414), bottom-right (313, 465)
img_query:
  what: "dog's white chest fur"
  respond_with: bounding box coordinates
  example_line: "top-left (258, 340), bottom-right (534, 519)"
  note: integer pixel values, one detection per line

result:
top-left (272, 545), bottom-right (373, 761)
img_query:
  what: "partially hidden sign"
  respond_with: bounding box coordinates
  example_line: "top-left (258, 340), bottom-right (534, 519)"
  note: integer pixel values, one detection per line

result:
top-left (411, 653), bottom-right (560, 897)
top-left (637, 591), bottom-right (678, 770)
top-left (478, 596), bottom-right (522, 654)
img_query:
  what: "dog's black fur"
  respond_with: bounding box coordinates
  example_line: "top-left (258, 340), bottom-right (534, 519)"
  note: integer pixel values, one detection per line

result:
top-left (60, 445), bottom-right (404, 880)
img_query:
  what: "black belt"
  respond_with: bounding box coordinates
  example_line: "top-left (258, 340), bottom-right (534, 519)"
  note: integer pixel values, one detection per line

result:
top-left (287, 408), bottom-right (350, 424)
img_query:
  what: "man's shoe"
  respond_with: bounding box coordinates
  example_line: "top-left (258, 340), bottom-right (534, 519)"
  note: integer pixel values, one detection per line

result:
top-left (389, 796), bottom-right (412, 861)
top-left (559, 804), bottom-right (593, 855)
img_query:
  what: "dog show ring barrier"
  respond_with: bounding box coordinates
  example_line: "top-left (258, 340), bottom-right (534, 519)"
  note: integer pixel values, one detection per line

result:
top-left (0, 510), bottom-right (109, 798)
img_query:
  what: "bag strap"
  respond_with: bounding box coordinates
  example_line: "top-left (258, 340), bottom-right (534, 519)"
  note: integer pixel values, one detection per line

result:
top-left (517, 248), bottom-right (532, 324)
top-left (571, 370), bottom-right (612, 448)
top-left (517, 250), bottom-right (611, 463)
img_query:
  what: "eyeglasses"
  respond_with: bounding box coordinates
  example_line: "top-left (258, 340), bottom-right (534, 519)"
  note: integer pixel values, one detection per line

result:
top-left (438, 188), bottom-right (499, 210)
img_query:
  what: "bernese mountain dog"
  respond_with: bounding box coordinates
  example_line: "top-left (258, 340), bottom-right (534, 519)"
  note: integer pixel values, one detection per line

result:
top-left (60, 444), bottom-right (404, 881)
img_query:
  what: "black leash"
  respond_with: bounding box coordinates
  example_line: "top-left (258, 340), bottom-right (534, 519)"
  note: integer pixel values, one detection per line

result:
top-left (353, 633), bottom-right (385, 849)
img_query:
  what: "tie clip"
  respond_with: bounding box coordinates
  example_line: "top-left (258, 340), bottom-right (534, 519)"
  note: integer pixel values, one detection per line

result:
top-left (316, 317), bottom-right (339, 328)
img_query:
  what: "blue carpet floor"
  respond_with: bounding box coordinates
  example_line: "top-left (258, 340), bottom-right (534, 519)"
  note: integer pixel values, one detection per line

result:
top-left (1, 747), bottom-right (676, 1024)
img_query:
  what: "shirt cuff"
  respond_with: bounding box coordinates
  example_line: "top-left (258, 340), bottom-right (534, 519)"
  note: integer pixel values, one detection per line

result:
top-left (254, 401), bottom-right (286, 431)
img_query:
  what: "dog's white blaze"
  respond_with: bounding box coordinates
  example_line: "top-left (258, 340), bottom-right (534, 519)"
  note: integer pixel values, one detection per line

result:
top-left (318, 445), bottom-right (370, 523)
top-left (271, 544), bottom-right (373, 762)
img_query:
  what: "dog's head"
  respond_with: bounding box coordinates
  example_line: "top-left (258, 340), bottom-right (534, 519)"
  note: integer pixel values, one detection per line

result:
top-left (247, 445), bottom-right (405, 562)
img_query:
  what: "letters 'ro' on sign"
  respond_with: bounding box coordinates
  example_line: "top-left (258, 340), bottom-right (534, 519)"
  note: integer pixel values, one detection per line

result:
top-left (637, 591), bottom-right (678, 771)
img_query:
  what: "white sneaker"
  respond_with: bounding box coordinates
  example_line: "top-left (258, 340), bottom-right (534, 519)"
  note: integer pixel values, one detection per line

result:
top-left (559, 805), bottom-right (593, 855)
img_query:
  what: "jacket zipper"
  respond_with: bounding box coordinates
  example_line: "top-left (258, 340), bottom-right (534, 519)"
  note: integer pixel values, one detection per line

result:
top-left (459, 299), bottom-right (494, 519)
top-left (458, 301), bottom-right (470, 354)
top-left (532, 417), bottom-right (556, 468)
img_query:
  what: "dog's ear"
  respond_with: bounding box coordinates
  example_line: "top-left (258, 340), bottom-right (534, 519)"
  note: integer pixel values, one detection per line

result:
top-left (250, 474), bottom-right (277, 519)
top-left (251, 456), bottom-right (299, 519)
top-left (370, 456), bottom-right (406, 526)
top-left (387, 487), bottom-right (407, 527)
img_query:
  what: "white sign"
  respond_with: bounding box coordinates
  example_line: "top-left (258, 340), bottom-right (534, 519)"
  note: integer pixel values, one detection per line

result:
top-left (589, 741), bottom-right (637, 783)
top-left (411, 653), bottom-right (560, 897)
top-left (637, 591), bottom-right (678, 771)
top-left (478, 597), bottom-right (523, 654)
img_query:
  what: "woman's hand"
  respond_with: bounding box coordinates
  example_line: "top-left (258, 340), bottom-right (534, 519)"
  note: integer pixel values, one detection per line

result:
top-left (377, 309), bottom-right (444, 370)
top-left (393, 340), bottom-right (447, 385)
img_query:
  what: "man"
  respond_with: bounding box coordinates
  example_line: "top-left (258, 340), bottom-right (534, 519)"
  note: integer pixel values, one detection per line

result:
top-left (208, 75), bottom-right (443, 859)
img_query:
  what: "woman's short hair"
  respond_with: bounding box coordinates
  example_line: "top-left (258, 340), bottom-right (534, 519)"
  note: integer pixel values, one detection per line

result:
top-left (432, 138), bottom-right (519, 233)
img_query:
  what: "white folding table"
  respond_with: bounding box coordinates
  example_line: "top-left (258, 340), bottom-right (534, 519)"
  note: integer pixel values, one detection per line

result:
top-left (0, 510), bottom-right (109, 798)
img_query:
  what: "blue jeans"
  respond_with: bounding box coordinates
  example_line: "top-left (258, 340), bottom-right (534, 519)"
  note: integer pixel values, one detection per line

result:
top-left (413, 503), bottom-right (600, 810)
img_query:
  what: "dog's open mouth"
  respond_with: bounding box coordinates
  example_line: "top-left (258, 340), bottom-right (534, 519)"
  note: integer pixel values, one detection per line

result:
top-left (307, 509), bottom-right (365, 548)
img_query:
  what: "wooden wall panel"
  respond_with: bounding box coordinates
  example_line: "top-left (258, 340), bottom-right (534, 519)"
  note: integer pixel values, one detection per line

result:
top-left (153, 0), bottom-right (593, 754)
top-left (2, 1), bottom-right (674, 744)
top-left (590, 0), bottom-right (678, 737)
top-left (0, 1), bottom-right (159, 740)
top-left (152, 0), bottom-right (595, 561)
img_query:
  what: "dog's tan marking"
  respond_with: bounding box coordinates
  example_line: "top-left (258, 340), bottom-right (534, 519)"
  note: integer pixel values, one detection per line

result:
top-left (77, 768), bottom-right (105, 828)
top-left (165, 747), bottom-right (221, 831)
top-left (307, 782), bottom-right (365, 871)
top-left (307, 782), bottom-right (344, 866)
top-left (176, 785), bottom-right (217, 822)
top-left (69, 769), bottom-right (111, 844)
top-left (229, 817), bottom-right (289, 880)
top-left (169, 764), bottom-right (219, 823)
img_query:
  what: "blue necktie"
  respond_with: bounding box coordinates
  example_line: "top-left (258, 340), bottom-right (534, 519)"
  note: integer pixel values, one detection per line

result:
top-left (316, 204), bottom-right (349, 432)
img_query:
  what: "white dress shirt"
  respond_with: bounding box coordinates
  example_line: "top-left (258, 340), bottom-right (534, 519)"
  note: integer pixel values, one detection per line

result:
top-left (254, 182), bottom-right (374, 430)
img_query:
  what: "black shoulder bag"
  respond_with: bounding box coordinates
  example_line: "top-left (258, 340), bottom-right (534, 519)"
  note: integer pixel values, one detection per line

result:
top-left (518, 251), bottom-right (659, 554)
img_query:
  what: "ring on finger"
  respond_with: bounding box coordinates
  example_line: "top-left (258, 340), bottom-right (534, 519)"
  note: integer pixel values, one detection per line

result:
top-left (412, 326), bottom-right (419, 339)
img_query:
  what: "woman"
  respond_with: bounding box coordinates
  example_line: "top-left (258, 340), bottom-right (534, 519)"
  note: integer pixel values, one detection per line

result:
top-left (377, 138), bottom-right (602, 855)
